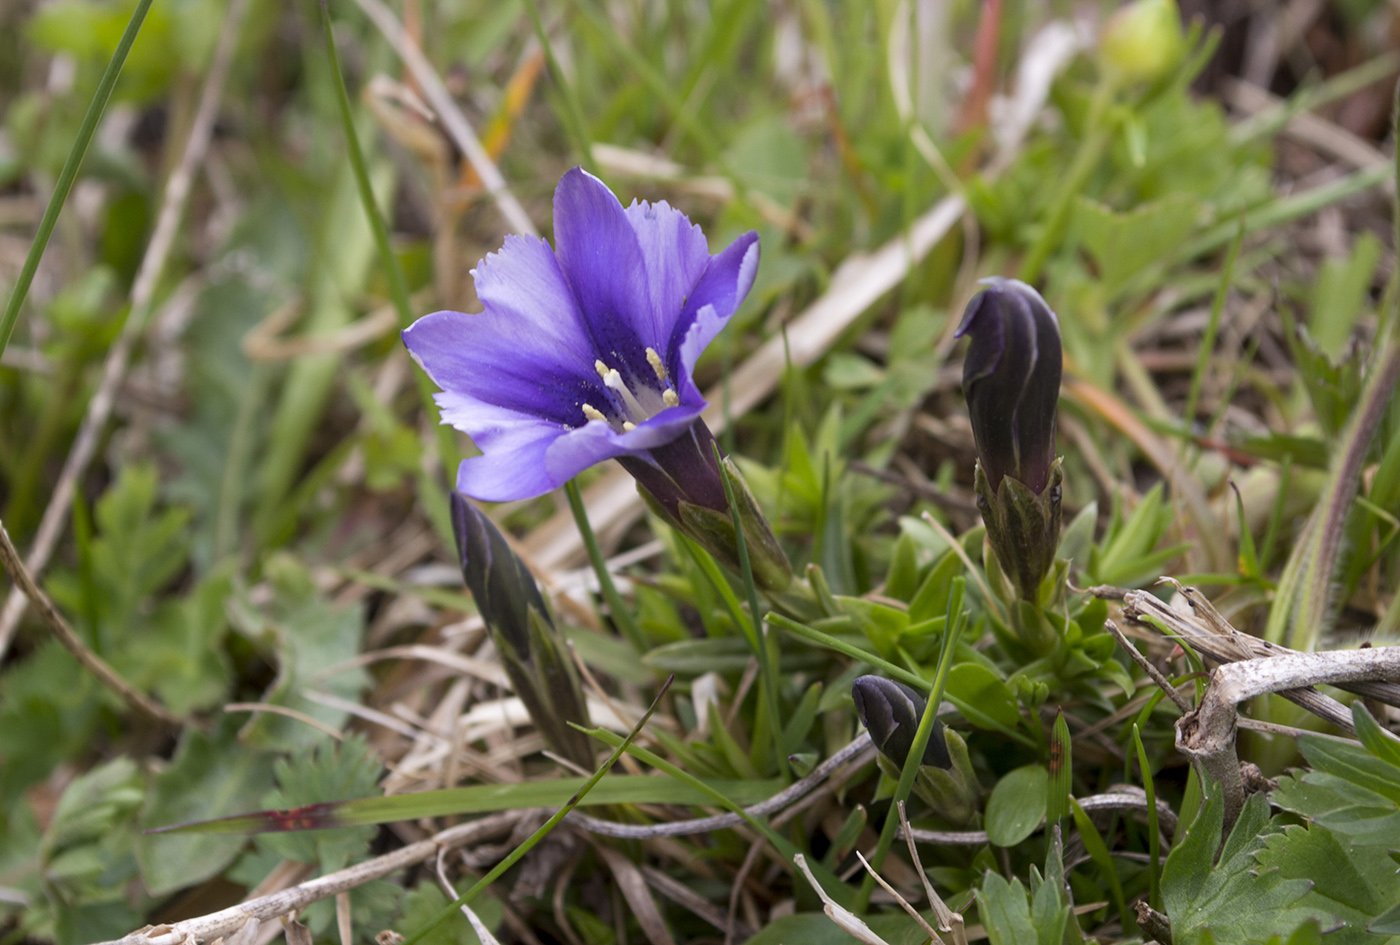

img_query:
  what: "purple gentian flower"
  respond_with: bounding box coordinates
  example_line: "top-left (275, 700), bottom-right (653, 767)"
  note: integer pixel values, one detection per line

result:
top-left (403, 167), bottom-right (758, 507)
top-left (405, 169), bottom-right (791, 591)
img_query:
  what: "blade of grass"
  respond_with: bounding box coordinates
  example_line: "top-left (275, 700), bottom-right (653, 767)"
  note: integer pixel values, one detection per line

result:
top-left (521, 0), bottom-right (596, 171)
top-left (1181, 217), bottom-right (1243, 434)
top-left (1070, 796), bottom-right (1128, 931)
top-left (714, 444), bottom-right (787, 779)
top-left (146, 773), bottom-right (779, 835)
top-left (566, 480), bottom-right (648, 654)
top-left (0, 0), bottom-right (155, 361)
top-left (402, 675), bottom-right (674, 945)
top-left (319, 0), bottom-right (453, 542)
top-left (1131, 724), bottom-right (1162, 912)
top-left (1047, 710), bottom-right (1072, 827)
top-left (854, 578), bottom-right (966, 914)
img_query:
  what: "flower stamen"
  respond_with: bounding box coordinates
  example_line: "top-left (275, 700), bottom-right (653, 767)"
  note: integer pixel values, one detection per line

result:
top-left (581, 403), bottom-right (607, 423)
top-left (663, 389), bottom-right (679, 407)
top-left (646, 347), bottom-right (667, 382)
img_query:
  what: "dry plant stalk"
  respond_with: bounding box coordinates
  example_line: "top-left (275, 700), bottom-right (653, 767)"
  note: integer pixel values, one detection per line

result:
top-left (0, 519), bottom-right (190, 729)
top-left (1118, 581), bottom-right (1400, 830)
top-left (1180, 647), bottom-right (1400, 830)
top-left (0, 0), bottom-right (253, 659)
top-left (95, 812), bottom-right (524, 945)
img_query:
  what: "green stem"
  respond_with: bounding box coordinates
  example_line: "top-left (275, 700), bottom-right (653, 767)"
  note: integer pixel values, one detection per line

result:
top-left (0, 0), bottom-right (155, 361)
top-left (566, 480), bottom-right (648, 653)
top-left (715, 445), bottom-right (787, 780)
top-left (319, 0), bottom-right (457, 537)
top-left (854, 578), bottom-right (966, 913)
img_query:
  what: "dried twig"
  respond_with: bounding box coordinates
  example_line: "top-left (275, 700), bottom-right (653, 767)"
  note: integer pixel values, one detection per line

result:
top-left (1178, 647), bottom-right (1400, 830)
top-left (1104, 618), bottom-right (1193, 713)
top-left (0, 519), bottom-right (190, 729)
top-left (900, 789), bottom-right (1177, 847)
top-left (95, 812), bottom-right (525, 945)
top-left (348, 0), bottom-right (538, 237)
top-left (569, 732), bottom-right (874, 838)
top-left (0, 0), bottom-right (251, 659)
top-left (1123, 583), bottom-right (1400, 723)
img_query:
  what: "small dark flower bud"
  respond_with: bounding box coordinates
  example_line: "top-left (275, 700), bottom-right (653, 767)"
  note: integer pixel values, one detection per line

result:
top-left (451, 493), bottom-right (593, 767)
top-left (957, 278), bottom-right (1064, 602)
top-left (956, 277), bottom-right (1061, 496)
top-left (851, 675), bottom-right (951, 770)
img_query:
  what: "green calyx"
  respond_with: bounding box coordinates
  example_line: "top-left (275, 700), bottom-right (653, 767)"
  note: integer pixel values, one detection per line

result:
top-left (976, 458), bottom-right (1063, 604)
top-left (656, 459), bottom-right (792, 594)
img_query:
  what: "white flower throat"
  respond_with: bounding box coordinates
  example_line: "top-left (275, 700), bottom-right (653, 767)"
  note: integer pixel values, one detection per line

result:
top-left (581, 346), bottom-right (679, 431)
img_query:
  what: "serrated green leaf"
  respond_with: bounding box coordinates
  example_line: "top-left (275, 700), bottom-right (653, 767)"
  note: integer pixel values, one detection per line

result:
top-left (1352, 703), bottom-right (1400, 770)
top-left (1255, 823), bottom-right (1400, 944)
top-left (1163, 793), bottom-right (1328, 945)
top-left (257, 734), bottom-right (383, 870)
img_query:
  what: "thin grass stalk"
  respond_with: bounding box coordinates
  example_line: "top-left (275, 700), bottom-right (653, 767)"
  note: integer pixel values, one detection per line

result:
top-left (854, 578), bottom-right (966, 914)
top-left (1132, 724), bottom-right (1162, 912)
top-left (715, 444), bottom-right (787, 779)
top-left (1181, 218), bottom-right (1243, 436)
top-left (521, 0), bottom-right (596, 172)
top-left (319, 0), bottom-right (455, 538)
top-left (403, 676), bottom-right (674, 944)
top-left (1267, 81), bottom-right (1400, 648)
top-left (0, 0), bottom-right (155, 361)
top-left (566, 480), bottom-right (648, 653)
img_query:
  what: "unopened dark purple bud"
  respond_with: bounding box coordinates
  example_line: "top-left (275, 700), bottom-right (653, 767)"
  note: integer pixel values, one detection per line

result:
top-left (956, 278), bottom-right (1062, 495)
top-left (450, 492), bottom-right (549, 660)
top-left (851, 675), bottom-right (951, 769)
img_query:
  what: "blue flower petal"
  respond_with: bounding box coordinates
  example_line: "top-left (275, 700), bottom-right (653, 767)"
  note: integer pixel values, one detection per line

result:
top-left (623, 197), bottom-right (710, 349)
top-left (553, 168), bottom-right (655, 384)
top-left (405, 308), bottom-right (606, 426)
top-left (669, 231), bottom-right (759, 377)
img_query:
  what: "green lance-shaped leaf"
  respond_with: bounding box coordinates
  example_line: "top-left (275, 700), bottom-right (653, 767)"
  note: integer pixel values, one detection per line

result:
top-left (451, 493), bottom-right (593, 767)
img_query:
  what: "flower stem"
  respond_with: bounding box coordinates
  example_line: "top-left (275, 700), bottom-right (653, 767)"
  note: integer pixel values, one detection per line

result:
top-left (319, 0), bottom-right (456, 539)
top-left (566, 480), bottom-right (648, 654)
top-left (854, 578), bottom-right (966, 914)
top-left (716, 445), bottom-right (788, 780)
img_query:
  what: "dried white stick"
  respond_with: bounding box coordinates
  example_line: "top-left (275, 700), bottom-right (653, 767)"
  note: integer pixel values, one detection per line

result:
top-left (348, 0), bottom-right (538, 237)
top-left (899, 789), bottom-right (1178, 846)
top-left (92, 811), bottom-right (524, 945)
top-left (0, 520), bottom-right (187, 728)
top-left (855, 850), bottom-right (943, 944)
top-left (569, 732), bottom-right (874, 838)
top-left (793, 854), bottom-right (894, 945)
top-left (0, 0), bottom-right (250, 659)
top-left (1179, 646), bottom-right (1400, 830)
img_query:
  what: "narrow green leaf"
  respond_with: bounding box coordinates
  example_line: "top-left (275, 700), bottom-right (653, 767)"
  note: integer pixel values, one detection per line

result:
top-left (403, 676), bottom-right (675, 944)
top-left (0, 0), bottom-right (155, 361)
top-left (1132, 724), bottom-right (1162, 912)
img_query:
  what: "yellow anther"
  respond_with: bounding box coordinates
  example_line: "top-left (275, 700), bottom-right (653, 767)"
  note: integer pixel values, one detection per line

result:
top-left (662, 389), bottom-right (679, 407)
top-left (646, 347), bottom-right (667, 381)
top-left (595, 359), bottom-right (610, 380)
top-left (622, 421), bottom-right (637, 432)
top-left (581, 403), bottom-right (607, 423)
